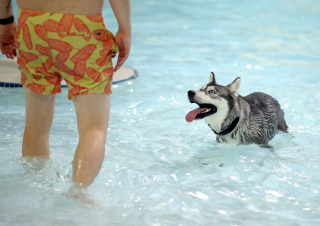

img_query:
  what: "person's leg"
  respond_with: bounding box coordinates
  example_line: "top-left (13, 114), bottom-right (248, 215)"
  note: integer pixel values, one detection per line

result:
top-left (72, 93), bottom-right (111, 187)
top-left (22, 86), bottom-right (56, 157)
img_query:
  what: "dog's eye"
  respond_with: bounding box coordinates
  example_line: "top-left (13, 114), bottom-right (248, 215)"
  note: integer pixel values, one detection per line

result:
top-left (208, 90), bottom-right (215, 94)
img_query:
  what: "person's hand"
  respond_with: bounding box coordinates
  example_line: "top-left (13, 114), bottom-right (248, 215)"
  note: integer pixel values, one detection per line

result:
top-left (114, 31), bottom-right (131, 71)
top-left (0, 21), bottom-right (17, 59)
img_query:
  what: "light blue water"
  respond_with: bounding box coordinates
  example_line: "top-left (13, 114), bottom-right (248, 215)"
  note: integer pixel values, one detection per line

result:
top-left (1, 0), bottom-right (320, 225)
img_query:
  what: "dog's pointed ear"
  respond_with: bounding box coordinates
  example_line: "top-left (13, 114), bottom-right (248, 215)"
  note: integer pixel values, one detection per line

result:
top-left (209, 72), bottom-right (217, 84)
top-left (227, 77), bottom-right (241, 97)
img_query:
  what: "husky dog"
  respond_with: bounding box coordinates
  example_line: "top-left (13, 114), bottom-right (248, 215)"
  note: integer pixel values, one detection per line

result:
top-left (186, 72), bottom-right (288, 145)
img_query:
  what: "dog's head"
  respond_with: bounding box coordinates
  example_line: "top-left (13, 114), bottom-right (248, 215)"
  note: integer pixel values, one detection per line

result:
top-left (186, 72), bottom-right (241, 130)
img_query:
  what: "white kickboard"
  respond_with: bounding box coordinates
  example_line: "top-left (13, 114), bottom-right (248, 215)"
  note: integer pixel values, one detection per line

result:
top-left (0, 58), bottom-right (138, 87)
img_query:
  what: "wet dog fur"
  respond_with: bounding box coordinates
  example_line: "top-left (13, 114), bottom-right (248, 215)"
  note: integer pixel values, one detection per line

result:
top-left (186, 72), bottom-right (288, 145)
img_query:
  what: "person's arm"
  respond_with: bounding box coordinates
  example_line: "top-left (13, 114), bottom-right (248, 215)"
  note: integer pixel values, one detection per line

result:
top-left (0, 0), bottom-right (13, 18)
top-left (109, 0), bottom-right (131, 71)
top-left (0, 0), bottom-right (17, 59)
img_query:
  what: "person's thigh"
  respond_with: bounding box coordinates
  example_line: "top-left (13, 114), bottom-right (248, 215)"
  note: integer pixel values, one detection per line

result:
top-left (24, 86), bottom-right (56, 131)
top-left (22, 85), bottom-right (56, 157)
top-left (73, 93), bottom-right (111, 135)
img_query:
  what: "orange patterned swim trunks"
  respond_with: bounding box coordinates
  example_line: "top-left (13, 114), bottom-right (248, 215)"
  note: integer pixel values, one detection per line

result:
top-left (15, 8), bottom-right (118, 100)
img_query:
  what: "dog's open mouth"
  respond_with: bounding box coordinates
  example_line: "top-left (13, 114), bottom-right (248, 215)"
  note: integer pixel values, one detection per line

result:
top-left (185, 104), bottom-right (217, 122)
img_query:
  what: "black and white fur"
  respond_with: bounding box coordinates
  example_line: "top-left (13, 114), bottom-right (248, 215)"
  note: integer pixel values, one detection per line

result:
top-left (187, 72), bottom-right (288, 145)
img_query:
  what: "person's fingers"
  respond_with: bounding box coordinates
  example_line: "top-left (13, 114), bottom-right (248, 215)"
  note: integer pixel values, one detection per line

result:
top-left (0, 36), bottom-right (17, 58)
top-left (115, 42), bottom-right (130, 71)
top-left (2, 46), bottom-right (9, 56)
top-left (0, 43), bottom-right (14, 58)
top-left (0, 45), bottom-right (4, 55)
top-left (115, 49), bottom-right (130, 71)
top-left (115, 55), bottom-right (126, 71)
top-left (0, 40), bottom-right (17, 58)
top-left (9, 44), bottom-right (15, 58)
top-left (7, 45), bottom-right (12, 58)
top-left (113, 32), bottom-right (131, 71)
top-left (11, 42), bottom-right (17, 57)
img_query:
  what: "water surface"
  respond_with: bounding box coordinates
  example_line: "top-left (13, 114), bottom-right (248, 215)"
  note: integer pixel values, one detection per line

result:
top-left (1, 0), bottom-right (320, 225)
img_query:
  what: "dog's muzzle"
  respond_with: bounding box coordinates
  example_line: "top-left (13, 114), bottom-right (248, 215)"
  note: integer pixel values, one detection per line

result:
top-left (188, 90), bottom-right (195, 98)
top-left (188, 90), bottom-right (196, 102)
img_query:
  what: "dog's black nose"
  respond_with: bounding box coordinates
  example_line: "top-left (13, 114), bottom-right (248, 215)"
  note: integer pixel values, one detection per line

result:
top-left (188, 90), bottom-right (195, 98)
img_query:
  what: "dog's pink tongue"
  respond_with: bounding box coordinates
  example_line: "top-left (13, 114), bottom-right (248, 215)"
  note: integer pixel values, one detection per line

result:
top-left (185, 108), bottom-right (208, 122)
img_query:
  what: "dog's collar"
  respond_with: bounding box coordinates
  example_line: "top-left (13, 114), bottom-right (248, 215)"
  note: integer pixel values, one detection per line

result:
top-left (210, 117), bottom-right (240, 136)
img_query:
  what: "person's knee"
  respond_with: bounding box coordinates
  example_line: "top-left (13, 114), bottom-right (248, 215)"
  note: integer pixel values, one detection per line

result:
top-left (78, 129), bottom-right (107, 142)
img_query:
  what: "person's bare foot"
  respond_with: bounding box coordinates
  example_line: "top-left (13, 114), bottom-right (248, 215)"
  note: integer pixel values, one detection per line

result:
top-left (62, 184), bottom-right (98, 207)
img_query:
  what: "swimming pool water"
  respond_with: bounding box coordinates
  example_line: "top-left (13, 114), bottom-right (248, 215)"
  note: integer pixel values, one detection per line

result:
top-left (1, 0), bottom-right (320, 225)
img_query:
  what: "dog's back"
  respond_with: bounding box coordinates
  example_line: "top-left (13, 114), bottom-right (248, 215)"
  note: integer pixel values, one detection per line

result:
top-left (242, 92), bottom-right (288, 144)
